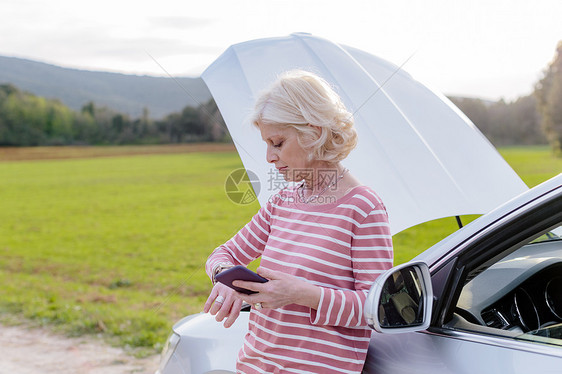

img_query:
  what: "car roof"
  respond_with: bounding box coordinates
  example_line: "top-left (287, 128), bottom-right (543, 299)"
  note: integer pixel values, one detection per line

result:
top-left (413, 173), bottom-right (562, 269)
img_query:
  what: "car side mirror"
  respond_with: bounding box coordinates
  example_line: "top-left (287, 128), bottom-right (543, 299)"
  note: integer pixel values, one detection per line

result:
top-left (365, 261), bottom-right (433, 334)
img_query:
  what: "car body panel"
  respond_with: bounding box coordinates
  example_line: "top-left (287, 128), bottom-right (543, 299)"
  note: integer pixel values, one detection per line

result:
top-left (167, 313), bottom-right (248, 374)
top-left (366, 329), bottom-right (562, 374)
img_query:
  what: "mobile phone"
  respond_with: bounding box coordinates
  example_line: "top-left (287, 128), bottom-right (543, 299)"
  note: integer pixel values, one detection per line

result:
top-left (215, 265), bottom-right (268, 295)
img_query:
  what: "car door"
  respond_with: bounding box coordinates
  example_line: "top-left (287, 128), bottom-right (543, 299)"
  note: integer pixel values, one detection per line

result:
top-left (365, 324), bottom-right (562, 374)
top-left (364, 186), bottom-right (562, 374)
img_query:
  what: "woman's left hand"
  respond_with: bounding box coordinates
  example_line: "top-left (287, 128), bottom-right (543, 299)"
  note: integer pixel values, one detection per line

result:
top-left (204, 282), bottom-right (244, 328)
top-left (233, 267), bottom-right (321, 310)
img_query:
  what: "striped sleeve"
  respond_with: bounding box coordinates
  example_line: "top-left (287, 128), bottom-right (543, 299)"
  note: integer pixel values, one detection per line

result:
top-left (311, 203), bottom-right (393, 327)
top-left (205, 199), bottom-right (274, 279)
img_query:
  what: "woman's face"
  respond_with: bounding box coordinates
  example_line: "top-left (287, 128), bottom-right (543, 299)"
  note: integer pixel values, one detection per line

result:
top-left (258, 123), bottom-right (313, 182)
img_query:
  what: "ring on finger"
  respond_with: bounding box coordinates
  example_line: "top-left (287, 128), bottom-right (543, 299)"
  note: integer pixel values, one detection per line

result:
top-left (215, 295), bottom-right (225, 304)
top-left (254, 302), bottom-right (263, 310)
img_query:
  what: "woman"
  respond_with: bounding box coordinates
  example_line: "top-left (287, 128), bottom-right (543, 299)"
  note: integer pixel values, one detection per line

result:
top-left (203, 70), bottom-right (393, 373)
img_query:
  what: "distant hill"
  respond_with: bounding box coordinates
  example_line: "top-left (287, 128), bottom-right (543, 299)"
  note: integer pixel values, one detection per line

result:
top-left (0, 55), bottom-right (212, 119)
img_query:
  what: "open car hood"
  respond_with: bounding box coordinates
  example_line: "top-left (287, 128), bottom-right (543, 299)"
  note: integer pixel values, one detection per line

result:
top-left (202, 33), bottom-right (528, 234)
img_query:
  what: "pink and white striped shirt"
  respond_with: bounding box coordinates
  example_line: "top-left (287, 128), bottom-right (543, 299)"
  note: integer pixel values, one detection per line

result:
top-left (206, 185), bottom-right (393, 373)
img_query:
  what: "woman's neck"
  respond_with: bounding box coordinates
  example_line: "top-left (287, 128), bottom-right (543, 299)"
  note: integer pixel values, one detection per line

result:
top-left (301, 163), bottom-right (348, 199)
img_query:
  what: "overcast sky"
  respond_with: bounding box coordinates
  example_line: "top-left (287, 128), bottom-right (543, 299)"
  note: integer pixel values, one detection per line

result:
top-left (2, 0), bottom-right (561, 101)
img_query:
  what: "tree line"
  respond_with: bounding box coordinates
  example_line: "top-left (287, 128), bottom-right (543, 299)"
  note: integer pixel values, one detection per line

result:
top-left (0, 83), bottom-right (229, 146)
top-left (1, 40), bottom-right (561, 153)
top-left (535, 41), bottom-right (562, 156)
top-left (449, 94), bottom-right (545, 147)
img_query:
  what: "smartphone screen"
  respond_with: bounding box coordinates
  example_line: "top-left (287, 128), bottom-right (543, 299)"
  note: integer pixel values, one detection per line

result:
top-left (215, 265), bottom-right (268, 294)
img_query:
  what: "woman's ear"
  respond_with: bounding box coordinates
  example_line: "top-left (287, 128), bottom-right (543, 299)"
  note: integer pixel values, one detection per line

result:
top-left (307, 124), bottom-right (322, 136)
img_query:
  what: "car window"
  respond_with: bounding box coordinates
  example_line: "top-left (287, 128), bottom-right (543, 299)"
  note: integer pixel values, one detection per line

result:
top-left (531, 226), bottom-right (562, 244)
top-left (452, 224), bottom-right (562, 347)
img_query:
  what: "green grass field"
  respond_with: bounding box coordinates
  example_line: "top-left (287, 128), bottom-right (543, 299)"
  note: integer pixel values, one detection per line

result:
top-left (0, 145), bottom-right (560, 353)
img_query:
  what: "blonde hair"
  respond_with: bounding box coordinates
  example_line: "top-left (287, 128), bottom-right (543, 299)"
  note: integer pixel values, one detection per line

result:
top-left (251, 70), bottom-right (357, 163)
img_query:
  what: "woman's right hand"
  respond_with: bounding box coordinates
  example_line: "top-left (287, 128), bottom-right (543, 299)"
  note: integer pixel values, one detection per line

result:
top-left (203, 282), bottom-right (243, 328)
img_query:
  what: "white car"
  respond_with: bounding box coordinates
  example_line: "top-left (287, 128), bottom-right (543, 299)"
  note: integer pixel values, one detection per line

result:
top-left (157, 173), bottom-right (562, 374)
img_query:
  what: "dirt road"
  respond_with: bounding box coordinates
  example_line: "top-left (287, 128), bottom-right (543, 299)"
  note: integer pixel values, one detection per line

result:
top-left (0, 323), bottom-right (160, 374)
